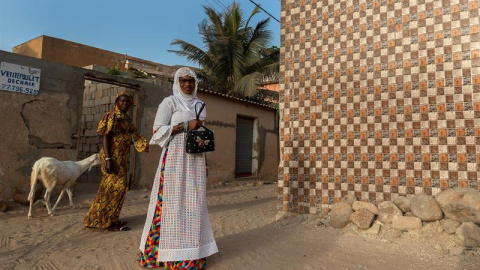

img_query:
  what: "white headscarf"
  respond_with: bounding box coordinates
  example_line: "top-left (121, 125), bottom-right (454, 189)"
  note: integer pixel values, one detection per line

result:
top-left (173, 67), bottom-right (206, 120)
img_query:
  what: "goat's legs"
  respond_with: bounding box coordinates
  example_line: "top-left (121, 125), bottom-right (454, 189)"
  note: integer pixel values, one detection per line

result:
top-left (27, 188), bottom-right (35, 218)
top-left (51, 189), bottom-right (66, 212)
top-left (66, 187), bottom-right (74, 208)
top-left (44, 189), bottom-right (54, 216)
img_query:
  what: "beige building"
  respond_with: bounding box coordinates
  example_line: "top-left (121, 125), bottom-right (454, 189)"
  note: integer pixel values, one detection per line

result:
top-left (279, 0), bottom-right (480, 213)
top-left (12, 35), bottom-right (175, 77)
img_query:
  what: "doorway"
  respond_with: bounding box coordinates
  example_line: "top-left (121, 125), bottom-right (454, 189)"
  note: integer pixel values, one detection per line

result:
top-left (235, 116), bottom-right (257, 178)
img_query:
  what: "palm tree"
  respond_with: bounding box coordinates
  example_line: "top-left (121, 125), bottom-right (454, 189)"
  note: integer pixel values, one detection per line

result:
top-left (168, 2), bottom-right (277, 97)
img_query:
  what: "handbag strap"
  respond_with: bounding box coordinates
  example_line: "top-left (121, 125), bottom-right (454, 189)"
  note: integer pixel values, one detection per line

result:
top-left (195, 102), bottom-right (205, 120)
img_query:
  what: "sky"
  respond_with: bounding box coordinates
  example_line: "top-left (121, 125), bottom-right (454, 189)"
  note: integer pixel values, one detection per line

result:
top-left (0, 0), bottom-right (281, 67)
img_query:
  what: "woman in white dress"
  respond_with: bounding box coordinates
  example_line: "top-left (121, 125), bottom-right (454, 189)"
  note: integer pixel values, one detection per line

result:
top-left (139, 67), bottom-right (218, 269)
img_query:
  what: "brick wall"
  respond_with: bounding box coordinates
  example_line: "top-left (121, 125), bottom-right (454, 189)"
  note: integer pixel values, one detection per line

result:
top-left (279, 0), bottom-right (480, 213)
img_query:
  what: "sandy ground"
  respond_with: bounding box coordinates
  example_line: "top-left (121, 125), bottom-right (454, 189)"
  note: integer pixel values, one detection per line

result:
top-left (1, 182), bottom-right (480, 270)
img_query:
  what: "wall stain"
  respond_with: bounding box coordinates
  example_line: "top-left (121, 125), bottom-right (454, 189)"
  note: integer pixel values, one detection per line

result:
top-left (206, 120), bottom-right (236, 128)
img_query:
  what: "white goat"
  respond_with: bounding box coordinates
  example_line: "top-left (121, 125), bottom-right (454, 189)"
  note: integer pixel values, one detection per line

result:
top-left (27, 153), bottom-right (100, 218)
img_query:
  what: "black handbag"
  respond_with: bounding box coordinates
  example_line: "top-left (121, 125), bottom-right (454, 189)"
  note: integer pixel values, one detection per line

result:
top-left (185, 102), bottom-right (215, 153)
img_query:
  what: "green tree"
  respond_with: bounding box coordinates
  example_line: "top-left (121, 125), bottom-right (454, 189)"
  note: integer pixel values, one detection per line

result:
top-left (169, 2), bottom-right (278, 97)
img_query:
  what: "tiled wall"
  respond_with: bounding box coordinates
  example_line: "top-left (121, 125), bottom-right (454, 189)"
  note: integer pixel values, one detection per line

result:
top-left (279, 0), bottom-right (480, 213)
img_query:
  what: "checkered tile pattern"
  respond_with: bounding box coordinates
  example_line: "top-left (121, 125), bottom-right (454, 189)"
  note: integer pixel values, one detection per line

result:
top-left (279, 0), bottom-right (480, 213)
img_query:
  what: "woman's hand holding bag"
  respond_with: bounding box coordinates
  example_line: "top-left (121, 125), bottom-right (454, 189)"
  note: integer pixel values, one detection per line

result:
top-left (185, 102), bottom-right (215, 154)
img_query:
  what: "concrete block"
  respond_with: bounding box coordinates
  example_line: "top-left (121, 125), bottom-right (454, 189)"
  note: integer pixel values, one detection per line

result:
top-left (101, 96), bottom-right (110, 105)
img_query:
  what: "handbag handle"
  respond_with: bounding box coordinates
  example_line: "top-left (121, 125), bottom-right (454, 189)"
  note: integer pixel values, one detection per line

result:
top-left (193, 102), bottom-right (211, 132)
top-left (195, 102), bottom-right (205, 120)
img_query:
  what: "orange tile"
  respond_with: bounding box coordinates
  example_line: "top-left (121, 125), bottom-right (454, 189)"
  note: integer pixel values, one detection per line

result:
top-left (387, 18), bottom-right (395, 26)
top-left (440, 180), bottom-right (449, 189)
top-left (471, 26), bottom-right (479, 34)
top-left (420, 80), bottom-right (428, 90)
top-left (472, 50), bottom-right (480, 59)
top-left (436, 79), bottom-right (444, 88)
top-left (452, 29), bottom-right (461, 37)
top-left (453, 51), bottom-right (462, 60)
top-left (454, 77), bottom-right (463, 87)
top-left (423, 179), bottom-right (431, 187)
top-left (348, 176), bottom-right (354, 184)
top-left (391, 178), bottom-right (398, 186)
top-left (473, 75), bottom-right (480, 85)
top-left (420, 105), bottom-right (428, 113)
top-left (405, 105), bottom-right (412, 114)
top-left (418, 11), bottom-right (426, 20)
top-left (360, 23), bottom-right (366, 32)
top-left (451, 4), bottom-right (460, 13)
top-left (419, 34), bottom-right (427, 43)
top-left (455, 103), bottom-right (464, 111)
top-left (437, 104), bottom-right (445, 112)
top-left (406, 178), bottom-right (414, 187)
top-left (419, 57), bottom-right (427, 65)
top-left (436, 55), bottom-right (444, 63)
top-left (469, 1), bottom-right (478, 10)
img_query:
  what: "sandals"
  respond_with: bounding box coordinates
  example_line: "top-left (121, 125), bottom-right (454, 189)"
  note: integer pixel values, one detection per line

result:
top-left (108, 224), bottom-right (131, 231)
top-left (112, 220), bottom-right (128, 226)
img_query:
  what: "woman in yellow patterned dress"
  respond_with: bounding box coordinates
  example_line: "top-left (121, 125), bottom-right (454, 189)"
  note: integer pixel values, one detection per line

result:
top-left (84, 91), bottom-right (148, 231)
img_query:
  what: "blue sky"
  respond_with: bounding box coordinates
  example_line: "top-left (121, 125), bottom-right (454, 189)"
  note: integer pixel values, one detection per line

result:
top-left (0, 0), bottom-right (280, 67)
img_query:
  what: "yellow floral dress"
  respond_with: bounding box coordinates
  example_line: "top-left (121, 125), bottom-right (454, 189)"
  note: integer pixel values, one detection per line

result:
top-left (84, 106), bottom-right (148, 229)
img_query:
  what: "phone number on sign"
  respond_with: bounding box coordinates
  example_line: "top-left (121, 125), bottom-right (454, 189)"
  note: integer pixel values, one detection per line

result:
top-left (1, 84), bottom-right (38, 95)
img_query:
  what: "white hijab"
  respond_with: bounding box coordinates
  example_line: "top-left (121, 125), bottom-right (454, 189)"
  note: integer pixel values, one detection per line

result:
top-left (173, 67), bottom-right (206, 120)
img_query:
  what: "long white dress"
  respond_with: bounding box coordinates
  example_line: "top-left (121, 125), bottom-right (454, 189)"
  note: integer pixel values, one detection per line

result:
top-left (139, 96), bottom-right (218, 262)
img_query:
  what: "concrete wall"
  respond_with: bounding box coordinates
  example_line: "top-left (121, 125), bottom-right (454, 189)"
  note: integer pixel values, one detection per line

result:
top-left (0, 50), bottom-right (278, 201)
top-left (0, 50), bottom-right (85, 200)
top-left (279, 0), bottom-right (480, 213)
top-left (198, 91), bottom-right (279, 185)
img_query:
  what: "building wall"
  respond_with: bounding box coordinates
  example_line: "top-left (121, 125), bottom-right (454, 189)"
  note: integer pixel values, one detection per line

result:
top-left (12, 35), bottom-right (174, 74)
top-left (0, 50), bottom-right (85, 200)
top-left (0, 50), bottom-right (278, 201)
top-left (198, 91), bottom-right (279, 185)
top-left (279, 0), bottom-right (480, 213)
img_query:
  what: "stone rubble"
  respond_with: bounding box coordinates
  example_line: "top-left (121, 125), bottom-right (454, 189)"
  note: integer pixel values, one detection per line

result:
top-left (321, 188), bottom-right (480, 250)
